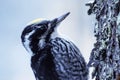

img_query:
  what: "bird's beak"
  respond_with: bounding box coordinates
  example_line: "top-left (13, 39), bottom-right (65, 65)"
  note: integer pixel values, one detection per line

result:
top-left (50, 12), bottom-right (70, 28)
top-left (56, 12), bottom-right (70, 24)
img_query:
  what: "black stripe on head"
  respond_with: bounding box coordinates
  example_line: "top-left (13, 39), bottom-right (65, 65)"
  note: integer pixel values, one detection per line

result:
top-left (21, 20), bottom-right (49, 42)
top-left (21, 24), bottom-right (34, 42)
top-left (29, 21), bottom-right (49, 40)
top-left (28, 21), bottom-right (49, 53)
top-left (45, 19), bottom-right (57, 42)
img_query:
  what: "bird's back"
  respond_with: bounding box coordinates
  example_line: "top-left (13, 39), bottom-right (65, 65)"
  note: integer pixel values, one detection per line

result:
top-left (31, 37), bottom-right (88, 80)
top-left (50, 37), bottom-right (88, 80)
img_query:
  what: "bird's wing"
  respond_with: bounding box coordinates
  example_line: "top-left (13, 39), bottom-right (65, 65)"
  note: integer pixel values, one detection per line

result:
top-left (50, 37), bottom-right (88, 80)
top-left (31, 45), bottom-right (59, 80)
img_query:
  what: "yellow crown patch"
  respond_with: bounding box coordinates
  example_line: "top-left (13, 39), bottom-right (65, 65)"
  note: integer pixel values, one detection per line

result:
top-left (27, 18), bottom-right (45, 26)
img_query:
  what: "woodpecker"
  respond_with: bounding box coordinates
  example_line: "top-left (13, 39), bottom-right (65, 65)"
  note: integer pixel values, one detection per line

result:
top-left (21, 12), bottom-right (88, 80)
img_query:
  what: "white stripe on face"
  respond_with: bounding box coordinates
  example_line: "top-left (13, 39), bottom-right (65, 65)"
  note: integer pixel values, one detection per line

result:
top-left (23, 30), bottom-right (35, 56)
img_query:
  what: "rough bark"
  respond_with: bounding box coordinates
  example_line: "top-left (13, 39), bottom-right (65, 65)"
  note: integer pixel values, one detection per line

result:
top-left (86, 0), bottom-right (120, 79)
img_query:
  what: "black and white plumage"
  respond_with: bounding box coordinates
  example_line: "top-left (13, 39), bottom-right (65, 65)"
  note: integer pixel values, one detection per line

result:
top-left (21, 12), bottom-right (88, 80)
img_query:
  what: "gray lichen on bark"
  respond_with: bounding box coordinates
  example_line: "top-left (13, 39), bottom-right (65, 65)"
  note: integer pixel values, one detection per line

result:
top-left (86, 0), bottom-right (120, 79)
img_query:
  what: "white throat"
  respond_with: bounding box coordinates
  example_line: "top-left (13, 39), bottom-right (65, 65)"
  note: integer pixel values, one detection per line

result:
top-left (51, 31), bottom-right (59, 39)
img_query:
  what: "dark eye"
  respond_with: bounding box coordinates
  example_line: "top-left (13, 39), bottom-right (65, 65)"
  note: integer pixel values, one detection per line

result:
top-left (40, 27), bottom-right (44, 30)
top-left (44, 25), bottom-right (48, 29)
top-left (40, 25), bottom-right (48, 30)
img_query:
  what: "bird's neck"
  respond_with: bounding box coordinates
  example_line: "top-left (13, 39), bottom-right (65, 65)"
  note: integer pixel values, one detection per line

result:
top-left (51, 31), bottom-right (59, 39)
top-left (29, 35), bottom-right (50, 54)
top-left (29, 37), bottom-right (40, 55)
top-left (25, 30), bottom-right (59, 55)
top-left (38, 31), bottom-right (59, 48)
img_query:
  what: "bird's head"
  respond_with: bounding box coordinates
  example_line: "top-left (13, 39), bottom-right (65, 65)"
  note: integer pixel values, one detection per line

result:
top-left (21, 12), bottom-right (70, 53)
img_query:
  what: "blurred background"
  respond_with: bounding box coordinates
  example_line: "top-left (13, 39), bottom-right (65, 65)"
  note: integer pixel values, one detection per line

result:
top-left (0, 0), bottom-right (95, 80)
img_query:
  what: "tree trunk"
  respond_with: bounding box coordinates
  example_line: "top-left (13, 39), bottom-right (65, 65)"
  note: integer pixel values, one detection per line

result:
top-left (86, 0), bottom-right (120, 79)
